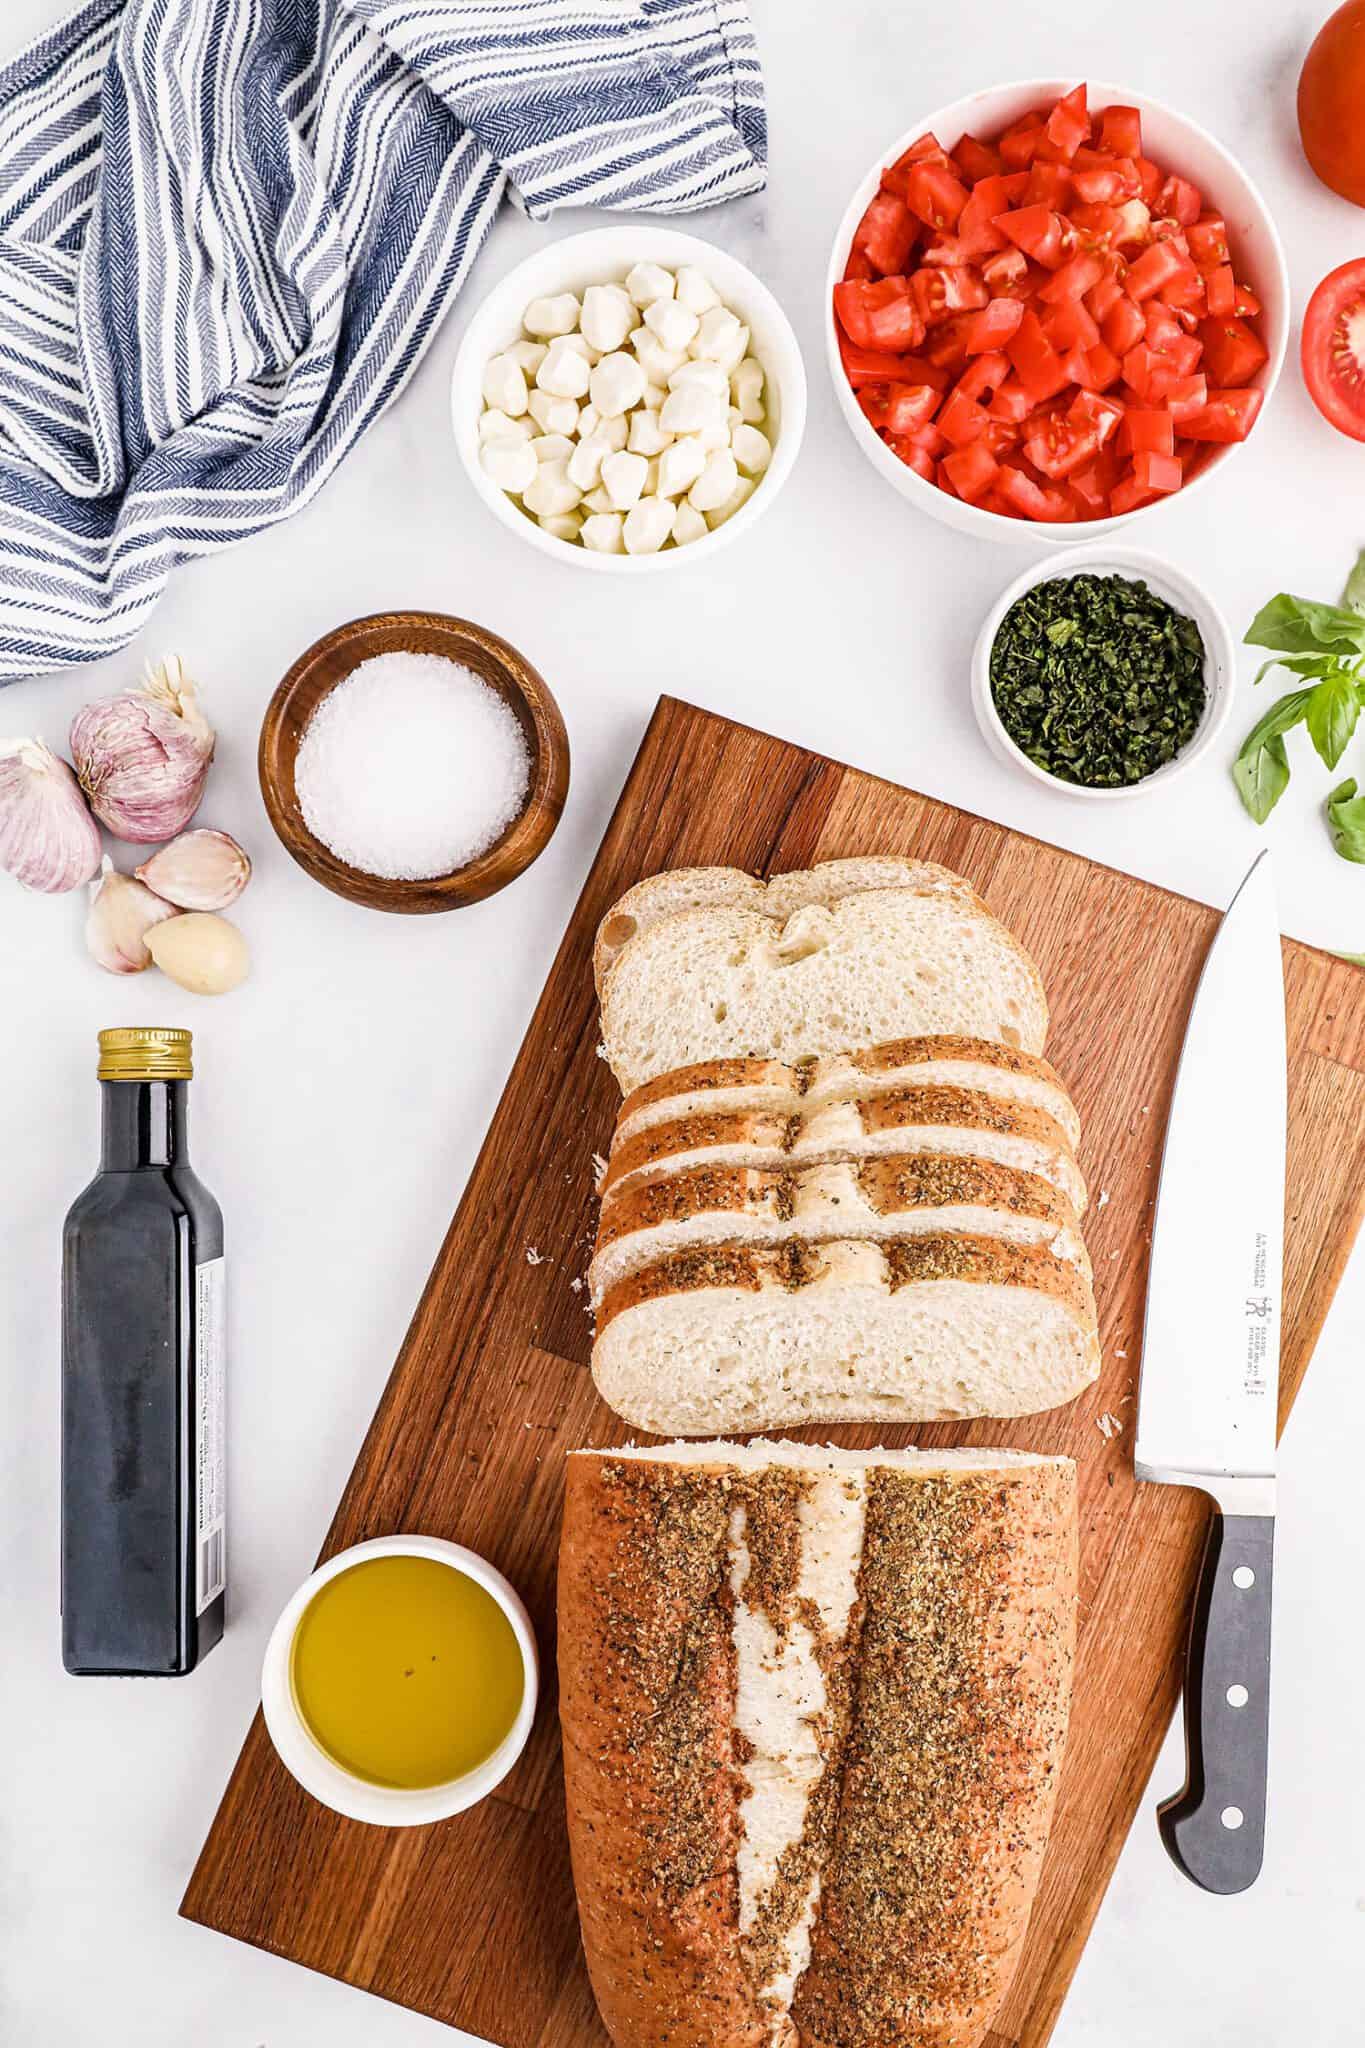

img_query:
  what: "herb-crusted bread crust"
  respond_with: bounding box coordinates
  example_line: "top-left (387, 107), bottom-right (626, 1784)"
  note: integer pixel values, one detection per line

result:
top-left (558, 1446), bottom-right (1077, 2048)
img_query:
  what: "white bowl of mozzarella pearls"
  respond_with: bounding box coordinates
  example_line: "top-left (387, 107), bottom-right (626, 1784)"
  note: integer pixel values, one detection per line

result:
top-left (452, 227), bottom-right (806, 570)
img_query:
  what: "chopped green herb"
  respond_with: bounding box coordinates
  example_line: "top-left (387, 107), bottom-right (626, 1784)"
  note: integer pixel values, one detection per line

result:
top-left (989, 573), bottom-right (1206, 790)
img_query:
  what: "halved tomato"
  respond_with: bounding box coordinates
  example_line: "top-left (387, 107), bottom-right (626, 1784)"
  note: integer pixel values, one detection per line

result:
top-left (1302, 258), bottom-right (1365, 442)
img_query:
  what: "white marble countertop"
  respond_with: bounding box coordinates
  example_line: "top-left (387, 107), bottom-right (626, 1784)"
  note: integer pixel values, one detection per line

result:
top-left (4, 2), bottom-right (1364, 2043)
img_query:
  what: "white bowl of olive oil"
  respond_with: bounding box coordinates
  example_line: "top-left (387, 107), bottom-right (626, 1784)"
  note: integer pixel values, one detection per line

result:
top-left (261, 1534), bottom-right (538, 1825)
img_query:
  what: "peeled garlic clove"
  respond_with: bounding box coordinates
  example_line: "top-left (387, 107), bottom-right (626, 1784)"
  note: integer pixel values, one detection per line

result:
top-left (86, 857), bottom-right (179, 974)
top-left (70, 655), bottom-right (214, 842)
top-left (135, 828), bottom-right (251, 911)
top-left (0, 738), bottom-right (103, 894)
top-left (147, 911), bottom-right (248, 995)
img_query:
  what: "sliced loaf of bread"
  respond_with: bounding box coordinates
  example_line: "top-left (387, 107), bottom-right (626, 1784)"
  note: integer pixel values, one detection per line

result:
top-left (590, 1235), bottom-right (1101, 1434)
top-left (600, 1084), bottom-right (1087, 1215)
top-left (615, 1034), bottom-right (1081, 1149)
top-left (599, 890), bottom-right (1049, 1093)
top-left (593, 856), bottom-right (983, 990)
top-left (589, 1152), bottom-right (1090, 1305)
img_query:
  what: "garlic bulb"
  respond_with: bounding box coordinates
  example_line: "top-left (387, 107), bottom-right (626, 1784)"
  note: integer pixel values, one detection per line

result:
top-left (135, 829), bottom-right (251, 911)
top-left (0, 739), bottom-right (103, 893)
top-left (70, 655), bottom-right (215, 842)
top-left (147, 912), bottom-right (248, 995)
top-left (85, 857), bottom-right (179, 974)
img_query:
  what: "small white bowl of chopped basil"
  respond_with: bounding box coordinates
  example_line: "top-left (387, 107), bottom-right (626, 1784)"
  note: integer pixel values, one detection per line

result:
top-left (971, 545), bottom-right (1237, 801)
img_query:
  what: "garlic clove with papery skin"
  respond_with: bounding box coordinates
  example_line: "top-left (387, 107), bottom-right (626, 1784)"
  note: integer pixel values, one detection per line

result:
top-left (70, 654), bottom-right (215, 843)
top-left (85, 857), bottom-right (179, 974)
top-left (147, 912), bottom-right (248, 995)
top-left (135, 829), bottom-right (250, 911)
top-left (0, 739), bottom-right (103, 893)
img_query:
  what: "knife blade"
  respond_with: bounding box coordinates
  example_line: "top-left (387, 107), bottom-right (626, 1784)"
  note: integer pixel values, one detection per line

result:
top-left (1135, 848), bottom-right (1285, 1896)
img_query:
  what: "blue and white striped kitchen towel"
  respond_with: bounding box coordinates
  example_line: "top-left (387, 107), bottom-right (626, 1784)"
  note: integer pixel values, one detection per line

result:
top-left (0, 0), bottom-right (765, 680)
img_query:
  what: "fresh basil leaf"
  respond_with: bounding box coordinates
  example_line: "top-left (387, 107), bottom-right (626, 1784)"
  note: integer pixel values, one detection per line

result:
top-left (1237, 685), bottom-right (1316, 759)
top-left (1253, 653), bottom-right (1345, 686)
top-left (1327, 777), bottom-right (1365, 862)
top-left (1343, 548), bottom-right (1365, 618)
top-left (1233, 733), bottom-right (1291, 823)
top-left (1245, 592), bottom-right (1365, 657)
top-left (1306, 671), bottom-right (1363, 769)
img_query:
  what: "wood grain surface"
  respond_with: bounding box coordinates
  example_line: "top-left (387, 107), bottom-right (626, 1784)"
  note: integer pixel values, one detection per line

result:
top-left (183, 695), bottom-right (1365, 2047)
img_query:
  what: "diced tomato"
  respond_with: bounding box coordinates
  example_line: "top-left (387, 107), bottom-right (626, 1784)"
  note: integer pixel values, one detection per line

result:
top-left (839, 338), bottom-right (947, 390)
top-left (905, 161), bottom-right (971, 233)
top-left (937, 388), bottom-right (991, 446)
top-left (1143, 301), bottom-right (1183, 351)
top-left (1041, 250), bottom-right (1107, 304)
top-left (1025, 162), bottom-right (1073, 209)
top-left (1199, 316), bottom-right (1269, 386)
top-left (952, 134), bottom-right (1003, 182)
top-left (1099, 105), bottom-right (1143, 157)
top-left (1158, 176), bottom-right (1203, 226)
top-left (955, 350), bottom-right (1012, 401)
top-left (1135, 157), bottom-right (1163, 203)
top-left (998, 115), bottom-right (1045, 169)
top-left (837, 87), bottom-right (1268, 525)
top-left (941, 439), bottom-right (1000, 501)
top-left (1044, 84), bottom-right (1090, 161)
top-left (1119, 408), bottom-right (1176, 455)
top-left (965, 299), bottom-right (1025, 354)
top-left (882, 382), bottom-right (941, 436)
top-left (910, 265), bottom-right (988, 327)
top-left (956, 175), bottom-right (1012, 258)
top-left (852, 191), bottom-right (918, 275)
top-left (982, 246), bottom-right (1029, 294)
top-left (995, 204), bottom-right (1069, 269)
top-left (1134, 449), bottom-right (1183, 492)
top-left (925, 314), bottom-right (975, 368)
top-left (1102, 296), bottom-right (1146, 355)
top-left (1179, 386), bottom-right (1264, 440)
top-left (1026, 415), bottom-right (1099, 478)
top-left (994, 465), bottom-right (1075, 519)
top-left (888, 438), bottom-right (936, 483)
top-left (1126, 242), bottom-right (1188, 302)
top-left (834, 277), bottom-right (926, 352)
top-left (1072, 389), bottom-right (1126, 442)
top-left (1044, 300), bottom-right (1099, 353)
top-left (1085, 273), bottom-right (1125, 322)
top-left (988, 376), bottom-right (1032, 423)
top-left (1162, 373), bottom-right (1208, 421)
top-left (1187, 215), bottom-right (1231, 272)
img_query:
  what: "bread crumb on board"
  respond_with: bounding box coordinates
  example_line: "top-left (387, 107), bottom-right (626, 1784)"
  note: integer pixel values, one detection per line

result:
top-left (1095, 1411), bottom-right (1125, 1441)
top-left (526, 1246), bottom-right (547, 1266)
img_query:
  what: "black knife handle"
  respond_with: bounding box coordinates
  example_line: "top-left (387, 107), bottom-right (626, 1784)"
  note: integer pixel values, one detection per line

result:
top-left (1158, 1512), bottom-right (1274, 1894)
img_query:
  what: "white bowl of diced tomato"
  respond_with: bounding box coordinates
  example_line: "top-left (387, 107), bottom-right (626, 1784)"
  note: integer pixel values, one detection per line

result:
top-left (826, 80), bottom-right (1288, 540)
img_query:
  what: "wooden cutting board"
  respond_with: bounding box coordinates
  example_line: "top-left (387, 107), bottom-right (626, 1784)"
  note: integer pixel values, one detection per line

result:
top-left (182, 695), bottom-right (1365, 2047)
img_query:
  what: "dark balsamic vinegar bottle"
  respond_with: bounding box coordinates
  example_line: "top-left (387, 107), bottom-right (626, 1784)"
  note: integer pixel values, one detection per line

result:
top-left (61, 1028), bottom-right (225, 1675)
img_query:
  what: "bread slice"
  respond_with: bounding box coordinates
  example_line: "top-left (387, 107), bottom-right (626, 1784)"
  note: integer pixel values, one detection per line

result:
top-left (601, 1084), bottom-right (1088, 1215)
top-left (591, 1235), bottom-right (1101, 1434)
top-left (593, 856), bottom-right (983, 991)
top-left (616, 1033), bottom-right (1081, 1150)
top-left (559, 1442), bottom-right (1076, 2048)
top-left (599, 889), bottom-right (1049, 1093)
top-left (590, 1152), bottom-right (1090, 1306)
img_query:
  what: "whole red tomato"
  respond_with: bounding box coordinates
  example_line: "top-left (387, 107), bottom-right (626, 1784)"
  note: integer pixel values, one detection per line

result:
top-left (1300, 0), bottom-right (1365, 205)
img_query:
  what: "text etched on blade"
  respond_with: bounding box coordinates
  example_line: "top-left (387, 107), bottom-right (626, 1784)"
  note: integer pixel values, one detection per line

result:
top-left (1244, 1230), bottom-right (1276, 1400)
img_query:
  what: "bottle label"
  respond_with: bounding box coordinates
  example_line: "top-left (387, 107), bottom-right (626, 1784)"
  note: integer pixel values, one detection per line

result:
top-left (195, 1257), bottom-right (227, 1615)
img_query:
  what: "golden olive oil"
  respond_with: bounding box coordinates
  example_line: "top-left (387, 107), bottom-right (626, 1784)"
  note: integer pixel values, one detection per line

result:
top-left (289, 1556), bottom-right (524, 1789)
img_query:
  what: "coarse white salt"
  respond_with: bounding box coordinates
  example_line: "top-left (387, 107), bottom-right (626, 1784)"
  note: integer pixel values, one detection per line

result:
top-left (295, 652), bottom-right (530, 880)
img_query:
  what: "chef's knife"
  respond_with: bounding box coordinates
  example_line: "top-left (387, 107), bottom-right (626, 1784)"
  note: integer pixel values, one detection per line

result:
top-left (1134, 848), bottom-right (1285, 1896)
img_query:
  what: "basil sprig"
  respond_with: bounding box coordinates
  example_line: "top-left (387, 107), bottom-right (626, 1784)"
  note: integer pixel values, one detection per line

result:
top-left (1233, 554), bottom-right (1365, 855)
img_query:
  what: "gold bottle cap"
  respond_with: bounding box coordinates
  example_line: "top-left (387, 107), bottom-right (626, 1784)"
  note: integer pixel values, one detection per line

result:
top-left (97, 1027), bottom-right (193, 1082)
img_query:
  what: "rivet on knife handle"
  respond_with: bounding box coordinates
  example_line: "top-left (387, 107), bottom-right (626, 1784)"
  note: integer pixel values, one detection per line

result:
top-left (1158, 1512), bottom-right (1274, 1894)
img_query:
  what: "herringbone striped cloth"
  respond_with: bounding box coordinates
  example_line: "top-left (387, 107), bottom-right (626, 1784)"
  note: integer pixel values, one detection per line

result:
top-left (0, 0), bottom-right (765, 679)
